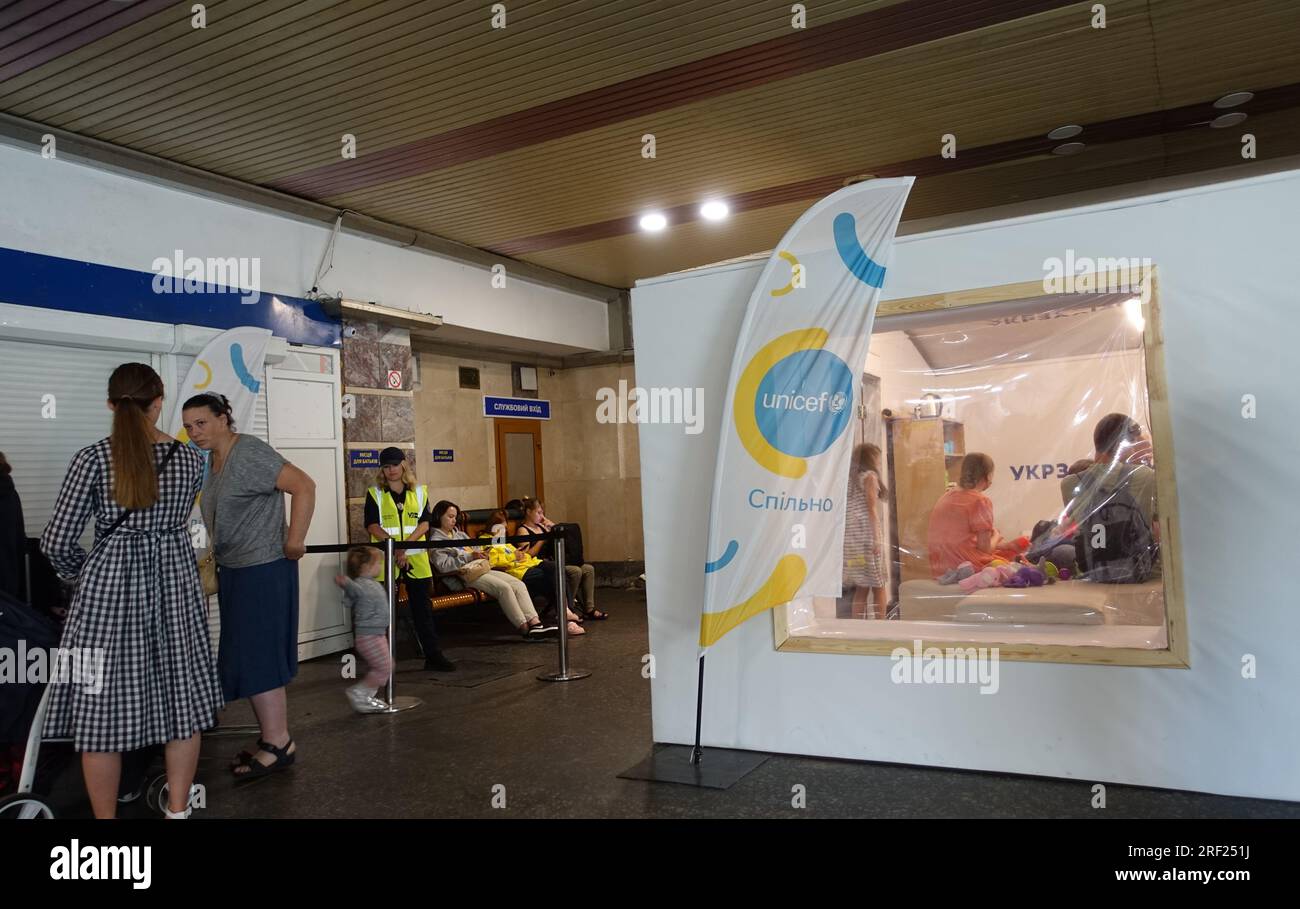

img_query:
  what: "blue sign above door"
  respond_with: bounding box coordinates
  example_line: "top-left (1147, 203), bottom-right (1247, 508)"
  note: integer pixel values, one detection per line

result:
top-left (483, 396), bottom-right (550, 420)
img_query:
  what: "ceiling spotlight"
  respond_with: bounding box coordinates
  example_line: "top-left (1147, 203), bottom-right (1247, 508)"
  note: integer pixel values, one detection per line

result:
top-left (1209, 111), bottom-right (1248, 129)
top-left (1051, 142), bottom-right (1086, 155)
top-left (639, 212), bottom-right (667, 232)
top-left (700, 200), bottom-right (729, 221)
top-left (1047, 124), bottom-right (1083, 140)
top-left (1214, 91), bottom-right (1254, 109)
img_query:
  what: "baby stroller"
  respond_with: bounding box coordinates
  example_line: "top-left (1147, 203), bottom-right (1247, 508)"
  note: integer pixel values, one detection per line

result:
top-left (0, 588), bottom-right (63, 818)
top-left (0, 589), bottom-right (199, 818)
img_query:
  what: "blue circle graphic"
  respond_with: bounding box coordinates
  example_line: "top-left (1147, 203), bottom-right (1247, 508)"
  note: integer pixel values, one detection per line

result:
top-left (754, 348), bottom-right (854, 458)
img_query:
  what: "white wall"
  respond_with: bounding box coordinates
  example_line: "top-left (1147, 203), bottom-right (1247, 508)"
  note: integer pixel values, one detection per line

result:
top-left (0, 143), bottom-right (609, 353)
top-left (633, 168), bottom-right (1300, 801)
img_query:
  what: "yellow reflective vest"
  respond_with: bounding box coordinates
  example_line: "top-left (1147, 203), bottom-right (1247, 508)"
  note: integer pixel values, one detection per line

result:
top-left (367, 485), bottom-right (431, 581)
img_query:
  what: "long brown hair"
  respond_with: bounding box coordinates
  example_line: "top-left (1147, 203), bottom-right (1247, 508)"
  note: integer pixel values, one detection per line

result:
top-left (849, 443), bottom-right (888, 500)
top-left (520, 497), bottom-right (544, 524)
top-left (108, 363), bottom-right (165, 509)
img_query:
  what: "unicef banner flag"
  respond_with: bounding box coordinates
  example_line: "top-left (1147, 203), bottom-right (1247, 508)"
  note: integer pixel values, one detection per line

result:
top-left (170, 326), bottom-right (273, 443)
top-left (700, 177), bottom-right (913, 648)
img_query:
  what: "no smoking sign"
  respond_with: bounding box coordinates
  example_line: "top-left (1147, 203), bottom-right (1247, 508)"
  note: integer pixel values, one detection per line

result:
top-left (387, 370), bottom-right (402, 389)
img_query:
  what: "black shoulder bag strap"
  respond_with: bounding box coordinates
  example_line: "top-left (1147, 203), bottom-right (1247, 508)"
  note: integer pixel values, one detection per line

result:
top-left (103, 440), bottom-right (183, 539)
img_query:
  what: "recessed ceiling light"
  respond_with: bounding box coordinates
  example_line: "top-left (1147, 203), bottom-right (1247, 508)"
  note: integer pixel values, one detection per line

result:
top-left (1051, 142), bottom-right (1086, 155)
top-left (1209, 111), bottom-right (1248, 129)
top-left (699, 200), bottom-right (729, 221)
top-left (639, 212), bottom-right (667, 232)
top-left (1214, 91), bottom-right (1254, 109)
top-left (1047, 124), bottom-right (1083, 140)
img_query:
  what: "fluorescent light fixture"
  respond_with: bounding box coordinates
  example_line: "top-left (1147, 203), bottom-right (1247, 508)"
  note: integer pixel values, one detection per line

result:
top-left (639, 212), bottom-right (667, 232)
top-left (699, 200), bottom-right (729, 221)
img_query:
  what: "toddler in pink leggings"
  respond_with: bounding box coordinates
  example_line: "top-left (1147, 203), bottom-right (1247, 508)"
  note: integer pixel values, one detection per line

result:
top-left (335, 546), bottom-right (392, 714)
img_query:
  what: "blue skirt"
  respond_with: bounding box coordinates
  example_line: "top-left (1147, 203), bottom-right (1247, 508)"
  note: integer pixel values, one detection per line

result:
top-left (216, 559), bottom-right (299, 701)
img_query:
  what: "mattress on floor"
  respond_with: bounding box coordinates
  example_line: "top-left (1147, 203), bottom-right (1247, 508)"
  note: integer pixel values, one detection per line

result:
top-left (898, 577), bottom-right (1165, 625)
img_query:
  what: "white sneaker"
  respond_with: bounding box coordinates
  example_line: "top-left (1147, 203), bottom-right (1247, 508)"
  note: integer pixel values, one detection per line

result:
top-left (346, 684), bottom-right (388, 714)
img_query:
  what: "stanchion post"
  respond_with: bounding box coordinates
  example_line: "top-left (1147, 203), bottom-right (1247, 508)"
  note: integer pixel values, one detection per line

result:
top-left (555, 536), bottom-right (568, 675)
top-left (378, 538), bottom-right (420, 713)
top-left (538, 530), bottom-right (590, 682)
top-left (384, 537), bottom-right (395, 705)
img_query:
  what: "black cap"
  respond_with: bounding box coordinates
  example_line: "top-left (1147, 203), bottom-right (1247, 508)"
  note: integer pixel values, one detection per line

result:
top-left (379, 447), bottom-right (406, 466)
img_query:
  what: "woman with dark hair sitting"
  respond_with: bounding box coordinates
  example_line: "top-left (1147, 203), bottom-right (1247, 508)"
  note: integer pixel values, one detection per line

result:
top-left (429, 501), bottom-right (557, 641)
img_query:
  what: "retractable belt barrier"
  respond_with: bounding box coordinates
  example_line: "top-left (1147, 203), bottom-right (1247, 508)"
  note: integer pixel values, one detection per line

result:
top-left (304, 529), bottom-right (589, 709)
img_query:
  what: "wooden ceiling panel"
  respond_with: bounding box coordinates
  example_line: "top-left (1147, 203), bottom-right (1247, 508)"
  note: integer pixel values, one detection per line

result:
top-left (321, 2), bottom-right (1167, 244)
top-left (520, 106), bottom-right (1300, 287)
top-left (1, 0), bottom-right (1296, 292)
top-left (1, 0), bottom-right (879, 182)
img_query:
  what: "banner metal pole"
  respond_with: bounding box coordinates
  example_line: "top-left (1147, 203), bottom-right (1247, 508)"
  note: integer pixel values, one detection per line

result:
top-left (690, 653), bottom-right (705, 764)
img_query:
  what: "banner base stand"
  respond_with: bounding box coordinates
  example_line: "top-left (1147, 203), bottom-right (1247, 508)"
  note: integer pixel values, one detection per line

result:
top-left (618, 744), bottom-right (768, 790)
top-left (380, 696), bottom-right (422, 713)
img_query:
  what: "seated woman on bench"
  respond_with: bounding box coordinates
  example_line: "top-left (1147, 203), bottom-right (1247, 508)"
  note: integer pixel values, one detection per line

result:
top-left (482, 510), bottom-right (583, 636)
top-left (429, 500), bottom-right (557, 641)
top-left (515, 498), bottom-right (606, 620)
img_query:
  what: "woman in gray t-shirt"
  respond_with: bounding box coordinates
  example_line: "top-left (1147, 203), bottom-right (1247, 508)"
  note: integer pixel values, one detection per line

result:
top-left (183, 392), bottom-right (316, 782)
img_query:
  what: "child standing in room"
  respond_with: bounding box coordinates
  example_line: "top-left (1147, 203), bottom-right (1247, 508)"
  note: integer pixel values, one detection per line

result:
top-left (335, 546), bottom-right (391, 714)
top-left (843, 443), bottom-right (889, 620)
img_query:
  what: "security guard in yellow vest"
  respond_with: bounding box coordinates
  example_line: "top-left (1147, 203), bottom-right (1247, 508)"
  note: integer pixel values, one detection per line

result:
top-left (364, 447), bottom-right (456, 672)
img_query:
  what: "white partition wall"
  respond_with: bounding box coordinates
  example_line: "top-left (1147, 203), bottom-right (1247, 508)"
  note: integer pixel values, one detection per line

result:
top-left (632, 168), bottom-right (1300, 801)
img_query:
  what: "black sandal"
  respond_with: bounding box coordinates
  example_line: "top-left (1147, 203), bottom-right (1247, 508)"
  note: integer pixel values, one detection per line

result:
top-left (232, 739), bottom-right (296, 782)
top-left (230, 740), bottom-right (272, 771)
top-left (582, 608), bottom-right (609, 621)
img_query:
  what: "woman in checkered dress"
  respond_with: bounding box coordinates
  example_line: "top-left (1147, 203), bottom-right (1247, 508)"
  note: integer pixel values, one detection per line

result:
top-left (40, 363), bottom-right (222, 818)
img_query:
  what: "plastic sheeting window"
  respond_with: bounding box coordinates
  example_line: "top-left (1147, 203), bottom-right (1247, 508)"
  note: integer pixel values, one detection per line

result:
top-left (782, 289), bottom-right (1174, 656)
